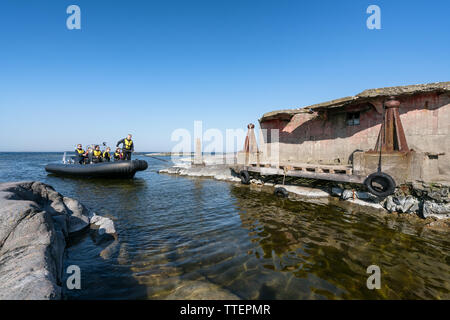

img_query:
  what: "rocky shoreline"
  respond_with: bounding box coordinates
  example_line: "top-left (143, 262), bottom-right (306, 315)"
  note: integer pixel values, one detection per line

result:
top-left (0, 181), bottom-right (117, 300)
top-left (159, 161), bottom-right (450, 228)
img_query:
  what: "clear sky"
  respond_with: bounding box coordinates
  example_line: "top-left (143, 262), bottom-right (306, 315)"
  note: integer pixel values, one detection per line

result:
top-left (0, 0), bottom-right (449, 152)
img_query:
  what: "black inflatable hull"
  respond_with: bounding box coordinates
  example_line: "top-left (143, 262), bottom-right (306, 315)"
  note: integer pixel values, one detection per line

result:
top-left (45, 160), bottom-right (148, 178)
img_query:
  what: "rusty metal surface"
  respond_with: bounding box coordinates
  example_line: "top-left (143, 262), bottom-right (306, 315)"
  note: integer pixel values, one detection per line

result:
top-left (374, 99), bottom-right (410, 153)
top-left (393, 107), bottom-right (409, 152)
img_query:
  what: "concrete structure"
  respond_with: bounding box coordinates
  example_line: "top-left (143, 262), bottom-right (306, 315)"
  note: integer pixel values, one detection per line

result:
top-left (193, 138), bottom-right (204, 166)
top-left (240, 123), bottom-right (259, 166)
top-left (251, 82), bottom-right (450, 185)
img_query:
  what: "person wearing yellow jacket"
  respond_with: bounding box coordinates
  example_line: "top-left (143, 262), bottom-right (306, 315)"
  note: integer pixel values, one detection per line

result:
top-left (114, 148), bottom-right (123, 161)
top-left (92, 145), bottom-right (103, 163)
top-left (116, 134), bottom-right (134, 160)
top-left (74, 144), bottom-right (86, 164)
top-left (103, 147), bottom-right (111, 162)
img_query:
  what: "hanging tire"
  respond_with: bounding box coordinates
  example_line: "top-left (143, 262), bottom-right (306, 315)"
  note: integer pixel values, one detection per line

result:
top-left (364, 172), bottom-right (396, 198)
top-left (274, 187), bottom-right (289, 198)
top-left (239, 170), bottom-right (251, 185)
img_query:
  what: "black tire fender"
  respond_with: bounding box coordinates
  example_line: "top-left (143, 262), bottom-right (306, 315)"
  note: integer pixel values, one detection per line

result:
top-left (274, 187), bottom-right (289, 198)
top-left (364, 172), bottom-right (396, 198)
top-left (239, 170), bottom-right (251, 185)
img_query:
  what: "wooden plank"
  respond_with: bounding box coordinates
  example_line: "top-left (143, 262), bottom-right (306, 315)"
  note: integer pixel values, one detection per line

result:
top-left (279, 161), bottom-right (351, 171)
top-left (248, 166), bottom-right (365, 184)
top-left (248, 161), bottom-right (352, 171)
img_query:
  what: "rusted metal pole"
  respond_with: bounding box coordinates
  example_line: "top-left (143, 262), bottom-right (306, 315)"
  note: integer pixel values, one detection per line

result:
top-left (375, 97), bottom-right (409, 153)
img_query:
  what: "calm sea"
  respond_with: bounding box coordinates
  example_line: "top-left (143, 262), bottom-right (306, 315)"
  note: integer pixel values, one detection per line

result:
top-left (0, 152), bottom-right (449, 299)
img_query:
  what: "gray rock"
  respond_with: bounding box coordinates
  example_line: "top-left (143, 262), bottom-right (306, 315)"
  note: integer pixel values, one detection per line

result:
top-left (385, 195), bottom-right (420, 214)
top-left (160, 164), bottom-right (243, 183)
top-left (355, 191), bottom-right (372, 200)
top-left (422, 201), bottom-right (450, 219)
top-left (331, 187), bottom-right (343, 197)
top-left (90, 213), bottom-right (117, 244)
top-left (165, 280), bottom-right (240, 300)
top-left (63, 197), bottom-right (90, 234)
top-left (0, 181), bottom-right (116, 300)
top-left (0, 182), bottom-right (66, 299)
top-left (52, 214), bottom-right (69, 238)
top-left (99, 240), bottom-right (120, 260)
top-left (341, 189), bottom-right (354, 200)
top-left (426, 188), bottom-right (449, 203)
top-left (159, 167), bottom-right (182, 175)
top-left (411, 181), bottom-right (450, 203)
top-left (90, 214), bottom-right (116, 235)
top-left (336, 188), bottom-right (375, 201)
top-left (250, 179), bottom-right (263, 185)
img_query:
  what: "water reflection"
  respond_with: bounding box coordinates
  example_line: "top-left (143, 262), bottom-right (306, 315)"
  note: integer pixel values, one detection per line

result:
top-left (230, 187), bottom-right (450, 299)
top-left (1, 153), bottom-right (448, 299)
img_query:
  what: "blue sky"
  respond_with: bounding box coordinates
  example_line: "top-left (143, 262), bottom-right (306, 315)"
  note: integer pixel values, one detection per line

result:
top-left (0, 0), bottom-right (449, 151)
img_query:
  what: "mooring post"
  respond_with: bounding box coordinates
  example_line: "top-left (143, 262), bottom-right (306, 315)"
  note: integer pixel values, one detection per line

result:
top-left (244, 123), bottom-right (258, 166)
top-left (374, 96), bottom-right (409, 153)
top-left (193, 138), bottom-right (204, 166)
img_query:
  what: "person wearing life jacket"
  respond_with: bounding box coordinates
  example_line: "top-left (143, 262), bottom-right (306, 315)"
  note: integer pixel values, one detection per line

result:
top-left (103, 147), bottom-right (111, 162)
top-left (116, 134), bottom-right (134, 160)
top-left (84, 146), bottom-right (93, 164)
top-left (74, 144), bottom-right (86, 164)
top-left (92, 145), bottom-right (103, 163)
top-left (114, 148), bottom-right (123, 161)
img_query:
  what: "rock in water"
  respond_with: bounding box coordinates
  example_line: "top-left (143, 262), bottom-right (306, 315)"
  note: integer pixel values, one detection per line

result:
top-left (164, 280), bottom-right (240, 300)
top-left (331, 187), bottom-right (343, 197)
top-left (90, 213), bottom-right (117, 244)
top-left (0, 182), bottom-right (72, 299)
top-left (63, 196), bottom-right (90, 234)
top-left (0, 181), bottom-right (116, 299)
top-left (341, 189), bottom-right (354, 200)
top-left (385, 195), bottom-right (420, 214)
top-left (422, 201), bottom-right (450, 219)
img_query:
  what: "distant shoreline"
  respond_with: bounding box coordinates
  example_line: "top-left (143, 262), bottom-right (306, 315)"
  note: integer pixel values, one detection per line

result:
top-left (145, 152), bottom-right (237, 157)
top-left (145, 152), bottom-right (194, 156)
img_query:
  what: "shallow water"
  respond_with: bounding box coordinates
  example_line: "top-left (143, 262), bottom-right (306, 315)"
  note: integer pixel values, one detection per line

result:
top-left (0, 152), bottom-right (449, 299)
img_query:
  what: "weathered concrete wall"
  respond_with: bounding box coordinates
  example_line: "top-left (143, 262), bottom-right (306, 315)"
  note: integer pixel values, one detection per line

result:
top-left (259, 92), bottom-right (450, 183)
top-left (400, 93), bottom-right (450, 182)
top-left (260, 104), bottom-right (383, 165)
top-left (352, 151), bottom-right (423, 185)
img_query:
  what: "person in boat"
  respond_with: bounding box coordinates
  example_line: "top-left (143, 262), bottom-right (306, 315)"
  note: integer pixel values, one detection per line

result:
top-left (103, 147), bottom-right (111, 162)
top-left (114, 148), bottom-right (123, 161)
top-left (82, 146), bottom-right (92, 164)
top-left (116, 134), bottom-right (134, 160)
top-left (92, 145), bottom-right (103, 163)
top-left (85, 146), bottom-right (93, 164)
top-left (75, 144), bottom-right (86, 164)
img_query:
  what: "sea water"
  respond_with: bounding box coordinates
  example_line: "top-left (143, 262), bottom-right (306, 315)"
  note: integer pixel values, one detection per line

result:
top-left (0, 152), bottom-right (448, 299)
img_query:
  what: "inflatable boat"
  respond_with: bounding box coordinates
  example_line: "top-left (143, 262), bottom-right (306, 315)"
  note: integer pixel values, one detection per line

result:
top-left (45, 160), bottom-right (148, 178)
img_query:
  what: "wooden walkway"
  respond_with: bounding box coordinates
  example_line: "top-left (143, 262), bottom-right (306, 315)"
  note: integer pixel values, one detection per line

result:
top-left (239, 161), bottom-right (365, 184)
